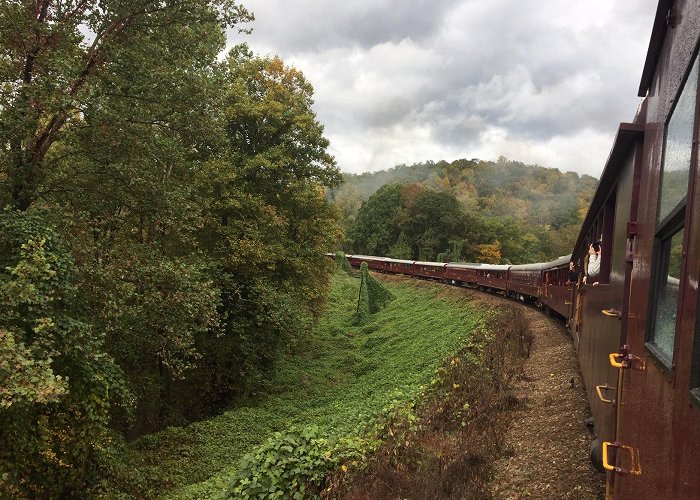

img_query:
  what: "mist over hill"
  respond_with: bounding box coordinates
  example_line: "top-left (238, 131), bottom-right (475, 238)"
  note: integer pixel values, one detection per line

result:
top-left (331, 157), bottom-right (598, 264)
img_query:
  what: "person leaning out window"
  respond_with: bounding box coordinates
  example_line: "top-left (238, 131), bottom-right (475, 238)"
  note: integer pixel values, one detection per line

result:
top-left (584, 241), bottom-right (601, 285)
top-left (568, 260), bottom-right (579, 285)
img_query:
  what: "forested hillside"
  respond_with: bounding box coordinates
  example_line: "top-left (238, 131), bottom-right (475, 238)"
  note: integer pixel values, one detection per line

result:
top-left (0, 3), bottom-right (341, 497)
top-left (333, 158), bottom-right (598, 263)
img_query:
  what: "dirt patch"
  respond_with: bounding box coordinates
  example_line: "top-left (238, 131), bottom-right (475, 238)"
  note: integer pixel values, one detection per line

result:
top-left (485, 298), bottom-right (604, 500)
top-left (332, 275), bottom-right (604, 499)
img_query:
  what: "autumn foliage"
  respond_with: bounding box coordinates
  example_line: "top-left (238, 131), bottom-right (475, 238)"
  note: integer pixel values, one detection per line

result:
top-left (0, 2), bottom-right (340, 496)
top-left (339, 158), bottom-right (596, 264)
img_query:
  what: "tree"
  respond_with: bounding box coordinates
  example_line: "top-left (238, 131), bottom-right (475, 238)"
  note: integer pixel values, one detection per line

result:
top-left (397, 188), bottom-right (466, 259)
top-left (0, 0), bottom-right (252, 211)
top-left (348, 184), bottom-right (402, 255)
top-left (475, 240), bottom-right (502, 264)
top-left (188, 49), bottom-right (342, 406)
top-left (0, 0), bottom-right (300, 493)
top-left (332, 182), bottom-right (364, 233)
top-left (0, 2), bottom-right (344, 495)
top-left (388, 231), bottom-right (412, 260)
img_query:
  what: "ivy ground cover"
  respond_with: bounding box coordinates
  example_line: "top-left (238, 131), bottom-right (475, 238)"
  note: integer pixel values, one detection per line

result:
top-left (126, 273), bottom-right (484, 498)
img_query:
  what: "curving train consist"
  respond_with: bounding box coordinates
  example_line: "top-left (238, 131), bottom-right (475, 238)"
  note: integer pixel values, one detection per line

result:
top-left (342, 254), bottom-right (573, 316)
top-left (337, 2), bottom-right (700, 498)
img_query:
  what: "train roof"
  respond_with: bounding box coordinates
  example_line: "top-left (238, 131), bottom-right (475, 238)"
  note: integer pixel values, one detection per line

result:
top-left (445, 262), bottom-right (510, 271)
top-left (544, 255), bottom-right (572, 269)
top-left (638, 0), bottom-right (673, 97)
top-left (509, 262), bottom-right (548, 271)
top-left (413, 261), bottom-right (448, 267)
top-left (385, 258), bottom-right (415, 264)
top-left (346, 254), bottom-right (387, 261)
top-left (444, 262), bottom-right (480, 269)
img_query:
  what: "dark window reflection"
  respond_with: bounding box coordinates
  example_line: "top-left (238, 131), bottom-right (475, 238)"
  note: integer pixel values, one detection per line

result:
top-left (658, 57), bottom-right (698, 222)
top-left (652, 227), bottom-right (684, 359)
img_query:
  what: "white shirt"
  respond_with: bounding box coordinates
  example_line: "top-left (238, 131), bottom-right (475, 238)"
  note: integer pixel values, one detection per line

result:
top-left (588, 254), bottom-right (601, 280)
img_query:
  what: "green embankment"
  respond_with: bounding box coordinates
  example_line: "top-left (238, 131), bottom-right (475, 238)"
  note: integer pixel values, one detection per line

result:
top-left (132, 272), bottom-right (485, 499)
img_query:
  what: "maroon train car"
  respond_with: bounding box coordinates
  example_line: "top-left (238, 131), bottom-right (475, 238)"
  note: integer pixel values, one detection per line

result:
top-left (412, 261), bottom-right (447, 280)
top-left (470, 264), bottom-right (509, 292)
top-left (384, 258), bottom-right (416, 275)
top-left (346, 254), bottom-right (389, 272)
top-left (599, 1), bottom-right (700, 498)
top-left (507, 262), bottom-right (545, 302)
top-left (541, 255), bottom-right (573, 318)
top-left (444, 262), bottom-right (482, 286)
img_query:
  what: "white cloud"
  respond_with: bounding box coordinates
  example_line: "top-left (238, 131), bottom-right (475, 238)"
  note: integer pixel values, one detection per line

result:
top-left (229, 0), bottom-right (658, 177)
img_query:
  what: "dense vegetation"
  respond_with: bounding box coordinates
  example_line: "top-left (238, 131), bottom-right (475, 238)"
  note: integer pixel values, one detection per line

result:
top-left (334, 158), bottom-right (597, 263)
top-left (0, 2), bottom-right (341, 497)
top-left (116, 271), bottom-right (488, 498)
top-left (0, 2), bottom-right (595, 497)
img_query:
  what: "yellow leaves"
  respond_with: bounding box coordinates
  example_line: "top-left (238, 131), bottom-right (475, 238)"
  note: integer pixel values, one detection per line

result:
top-left (0, 328), bottom-right (68, 408)
top-left (33, 317), bottom-right (55, 334)
top-left (475, 240), bottom-right (502, 264)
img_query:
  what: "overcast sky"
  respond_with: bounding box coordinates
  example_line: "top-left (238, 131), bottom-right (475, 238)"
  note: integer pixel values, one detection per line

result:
top-left (227, 1), bottom-right (657, 178)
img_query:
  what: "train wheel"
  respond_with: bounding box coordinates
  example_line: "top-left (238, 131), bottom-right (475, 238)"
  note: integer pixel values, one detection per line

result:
top-left (590, 437), bottom-right (604, 473)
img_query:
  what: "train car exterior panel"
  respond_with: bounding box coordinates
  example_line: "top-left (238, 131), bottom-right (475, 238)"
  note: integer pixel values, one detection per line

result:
top-left (347, 255), bottom-right (389, 272)
top-left (444, 263), bottom-right (480, 286)
top-left (614, 1), bottom-right (700, 497)
top-left (541, 256), bottom-right (571, 317)
top-left (386, 259), bottom-right (416, 275)
top-left (473, 264), bottom-right (510, 292)
top-left (508, 263), bottom-right (545, 299)
top-left (575, 137), bottom-right (641, 467)
top-left (412, 261), bottom-right (447, 280)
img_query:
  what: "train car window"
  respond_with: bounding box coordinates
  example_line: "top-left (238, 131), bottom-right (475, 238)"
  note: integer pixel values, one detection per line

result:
top-left (649, 224), bottom-right (685, 363)
top-left (582, 191), bottom-right (615, 285)
top-left (647, 54), bottom-right (699, 367)
top-left (657, 56), bottom-right (698, 225)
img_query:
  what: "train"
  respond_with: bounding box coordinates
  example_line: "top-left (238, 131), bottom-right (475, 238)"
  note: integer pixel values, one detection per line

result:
top-left (335, 2), bottom-right (700, 498)
top-left (342, 254), bottom-right (572, 315)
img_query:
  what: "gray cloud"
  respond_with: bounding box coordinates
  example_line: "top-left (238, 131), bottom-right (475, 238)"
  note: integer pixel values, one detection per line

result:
top-left (238, 0), bottom-right (462, 52)
top-left (229, 0), bottom-right (658, 177)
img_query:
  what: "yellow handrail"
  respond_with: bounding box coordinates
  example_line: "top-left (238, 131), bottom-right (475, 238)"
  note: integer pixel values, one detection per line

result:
top-left (596, 384), bottom-right (615, 404)
top-left (609, 353), bottom-right (624, 368)
top-left (602, 441), bottom-right (642, 475)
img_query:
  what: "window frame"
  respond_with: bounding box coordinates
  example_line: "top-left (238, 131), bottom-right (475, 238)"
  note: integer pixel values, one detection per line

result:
top-left (690, 287), bottom-right (700, 407)
top-left (580, 189), bottom-right (616, 285)
top-left (644, 51), bottom-right (700, 371)
top-left (644, 209), bottom-right (685, 369)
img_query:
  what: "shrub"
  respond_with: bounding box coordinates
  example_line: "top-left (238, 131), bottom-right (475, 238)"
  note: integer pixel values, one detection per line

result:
top-left (225, 425), bottom-right (366, 499)
top-left (334, 251), bottom-right (354, 277)
top-left (0, 210), bottom-right (130, 498)
top-left (353, 262), bottom-right (393, 325)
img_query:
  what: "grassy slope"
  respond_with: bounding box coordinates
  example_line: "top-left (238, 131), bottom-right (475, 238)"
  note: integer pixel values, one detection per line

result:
top-left (133, 273), bottom-right (484, 499)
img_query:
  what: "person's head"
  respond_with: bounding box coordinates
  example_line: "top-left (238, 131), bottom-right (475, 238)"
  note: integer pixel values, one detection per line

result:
top-left (592, 241), bottom-right (601, 253)
top-left (569, 261), bottom-right (575, 270)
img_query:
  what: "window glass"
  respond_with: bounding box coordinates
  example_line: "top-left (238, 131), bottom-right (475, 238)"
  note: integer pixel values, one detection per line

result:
top-left (658, 57), bottom-right (698, 222)
top-left (651, 227), bottom-right (684, 359)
